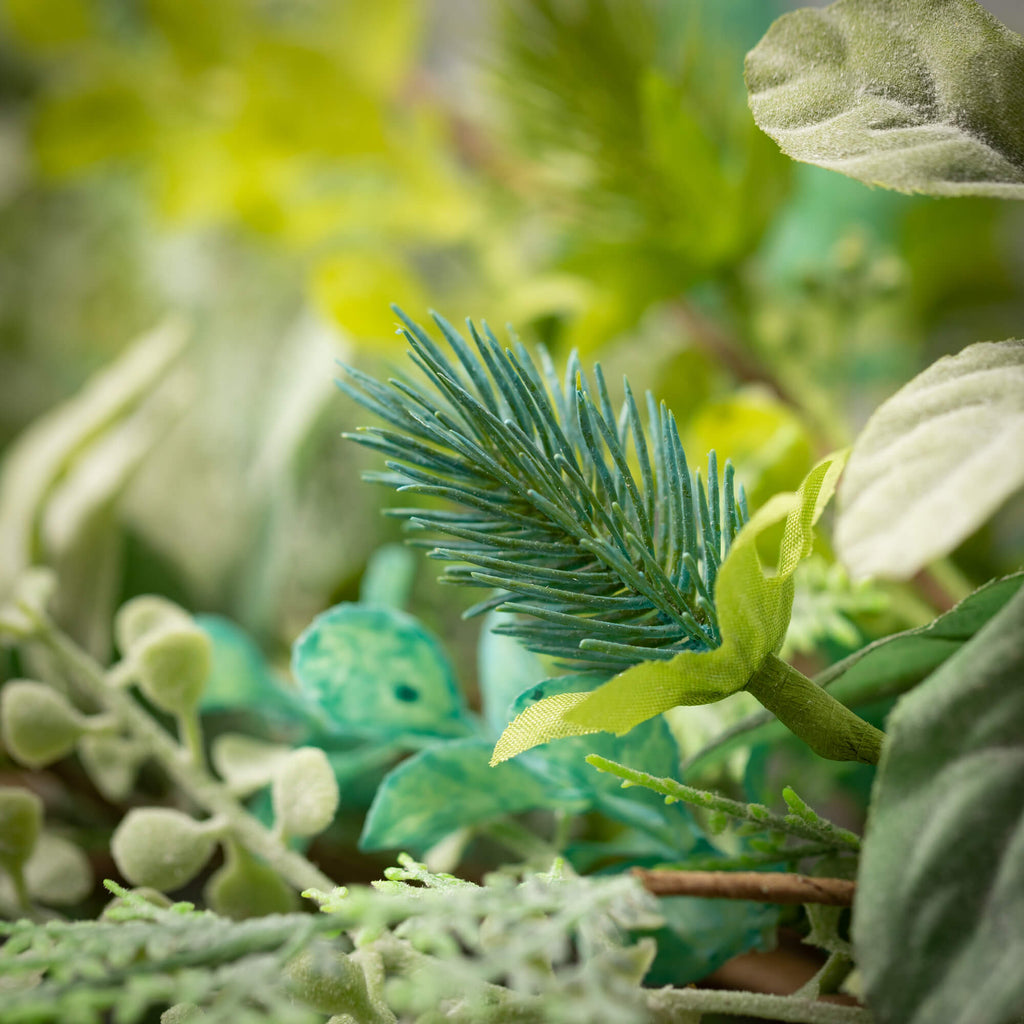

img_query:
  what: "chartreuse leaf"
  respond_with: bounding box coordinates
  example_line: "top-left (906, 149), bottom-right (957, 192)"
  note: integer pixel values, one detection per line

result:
top-left (505, 675), bottom-right (702, 853)
top-left (837, 340), bottom-right (1024, 580)
top-left (684, 571), bottom-right (1024, 776)
top-left (492, 454), bottom-right (846, 762)
top-left (746, 0), bottom-right (1024, 198)
top-left (854, 587), bottom-right (1024, 1024)
top-left (363, 663), bottom-right (699, 855)
top-left (477, 610), bottom-right (553, 737)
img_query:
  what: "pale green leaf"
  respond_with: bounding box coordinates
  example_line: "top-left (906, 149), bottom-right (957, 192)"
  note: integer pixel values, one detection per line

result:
top-left (491, 455), bottom-right (846, 761)
top-left (746, 0), bottom-right (1024, 198)
top-left (854, 587), bottom-right (1024, 1024)
top-left (0, 319), bottom-right (188, 588)
top-left (0, 319), bottom-right (189, 655)
top-left (836, 340), bottom-right (1024, 580)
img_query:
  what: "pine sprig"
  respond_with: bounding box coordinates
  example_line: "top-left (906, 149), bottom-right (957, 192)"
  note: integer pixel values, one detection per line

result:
top-left (339, 310), bottom-right (748, 670)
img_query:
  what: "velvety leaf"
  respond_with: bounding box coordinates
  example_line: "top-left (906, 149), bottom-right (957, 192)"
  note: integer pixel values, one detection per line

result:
top-left (360, 738), bottom-right (585, 853)
top-left (683, 571), bottom-right (1024, 776)
top-left (854, 587), bottom-right (1024, 1024)
top-left (292, 603), bottom-right (473, 739)
top-left (490, 454), bottom-right (846, 761)
top-left (836, 340), bottom-right (1024, 580)
top-left (746, 0), bottom-right (1024, 198)
top-left (210, 734), bottom-right (293, 796)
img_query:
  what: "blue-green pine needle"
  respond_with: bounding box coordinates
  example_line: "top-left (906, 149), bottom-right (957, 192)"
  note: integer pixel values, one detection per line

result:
top-left (339, 310), bottom-right (747, 670)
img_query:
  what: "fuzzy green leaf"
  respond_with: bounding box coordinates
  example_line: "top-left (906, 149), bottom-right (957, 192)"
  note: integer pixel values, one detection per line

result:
top-left (854, 587), bottom-right (1024, 1024)
top-left (492, 454), bottom-right (845, 760)
top-left (836, 340), bottom-right (1024, 580)
top-left (746, 0), bottom-right (1024, 198)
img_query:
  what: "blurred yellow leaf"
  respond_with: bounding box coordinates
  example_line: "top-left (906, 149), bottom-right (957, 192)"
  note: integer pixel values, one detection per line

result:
top-left (3, 0), bottom-right (93, 48)
top-left (686, 388), bottom-right (813, 508)
top-left (310, 251), bottom-right (427, 347)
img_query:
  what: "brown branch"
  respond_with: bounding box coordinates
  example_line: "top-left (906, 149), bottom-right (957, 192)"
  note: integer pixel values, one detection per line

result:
top-left (635, 869), bottom-right (856, 906)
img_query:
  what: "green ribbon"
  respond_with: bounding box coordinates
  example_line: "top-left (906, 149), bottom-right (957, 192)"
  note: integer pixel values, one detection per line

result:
top-left (492, 452), bottom-right (882, 766)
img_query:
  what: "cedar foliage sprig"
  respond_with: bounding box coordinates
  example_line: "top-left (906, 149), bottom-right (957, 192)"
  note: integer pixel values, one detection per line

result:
top-left (339, 310), bottom-right (748, 670)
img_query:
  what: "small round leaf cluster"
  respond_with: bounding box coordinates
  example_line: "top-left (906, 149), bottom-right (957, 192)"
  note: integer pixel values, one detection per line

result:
top-left (0, 786), bottom-right (92, 912)
top-left (109, 745), bottom-right (339, 896)
top-left (115, 596), bottom-right (212, 716)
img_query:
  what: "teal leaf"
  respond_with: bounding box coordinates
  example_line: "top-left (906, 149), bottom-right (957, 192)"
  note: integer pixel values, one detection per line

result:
top-left (507, 673), bottom-right (701, 853)
top-left (684, 571), bottom-right (1024, 776)
top-left (359, 738), bottom-right (585, 853)
top-left (854, 587), bottom-right (1024, 1024)
top-left (640, 896), bottom-right (779, 988)
top-left (197, 615), bottom-right (320, 736)
top-left (746, 0), bottom-right (1024, 198)
top-left (836, 340), bottom-right (1024, 580)
top-left (292, 604), bottom-right (473, 740)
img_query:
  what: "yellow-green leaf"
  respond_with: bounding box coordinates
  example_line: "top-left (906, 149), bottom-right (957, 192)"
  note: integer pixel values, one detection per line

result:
top-left (491, 454), bottom-right (847, 762)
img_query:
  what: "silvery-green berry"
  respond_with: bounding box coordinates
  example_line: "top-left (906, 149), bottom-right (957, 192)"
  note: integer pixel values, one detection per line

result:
top-left (134, 625), bottom-right (212, 716)
top-left (0, 786), bottom-right (42, 876)
top-left (111, 808), bottom-right (219, 892)
top-left (271, 747), bottom-right (339, 839)
top-left (1, 680), bottom-right (87, 768)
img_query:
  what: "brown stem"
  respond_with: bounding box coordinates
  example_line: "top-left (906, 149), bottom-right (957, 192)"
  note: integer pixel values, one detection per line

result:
top-left (634, 869), bottom-right (855, 906)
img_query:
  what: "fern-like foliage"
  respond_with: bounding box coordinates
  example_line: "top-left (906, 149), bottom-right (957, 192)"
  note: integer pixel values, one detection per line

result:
top-left (339, 310), bottom-right (747, 670)
top-left (0, 885), bottom-right (327, 1024)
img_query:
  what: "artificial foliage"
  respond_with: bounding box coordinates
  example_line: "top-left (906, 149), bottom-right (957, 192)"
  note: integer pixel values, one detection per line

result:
top-left (339, 308), bottom-right (749, 671)
top-left (2, 1), bottom-right (1024, 1023)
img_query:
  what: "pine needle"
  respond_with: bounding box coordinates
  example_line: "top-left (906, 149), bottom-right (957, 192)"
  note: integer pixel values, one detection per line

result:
top-left (339, 310), bottom-right (747, 670)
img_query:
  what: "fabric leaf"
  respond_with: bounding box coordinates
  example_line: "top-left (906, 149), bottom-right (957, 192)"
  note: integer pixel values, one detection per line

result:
top-left (746, 0), bottom-right (1024, 199)
top-left (361, 738), bottom-right (585, 853)
top-left (492, 454), bottom-right (846, 762)
top-left (836, 340), bottom-right (1024, 580)
top-left (854, 587), bottom-right (1024, 1024)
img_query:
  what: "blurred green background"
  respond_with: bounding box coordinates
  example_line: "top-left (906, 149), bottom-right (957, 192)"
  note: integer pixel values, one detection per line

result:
top-left (2, 0), bottom-right (1022, 676)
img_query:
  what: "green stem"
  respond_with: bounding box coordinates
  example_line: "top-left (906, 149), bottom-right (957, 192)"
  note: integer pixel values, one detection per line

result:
top-left (796, 951), bottom-right (855, 1001)
top-left (745, 654), bottom-right (883, 765)
top-left (377, 933), bottom-right (874, 1024)
top-left (586, 755), bottom-right (861, 851)
top-left (645, 986), bottom-right (873, 1023)
top-left (37, 619), bottom-right (336, 894)
top-left (8, 864), bottom-right (34, 916)
top-left (177, 710), bottom-right (206, 771)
